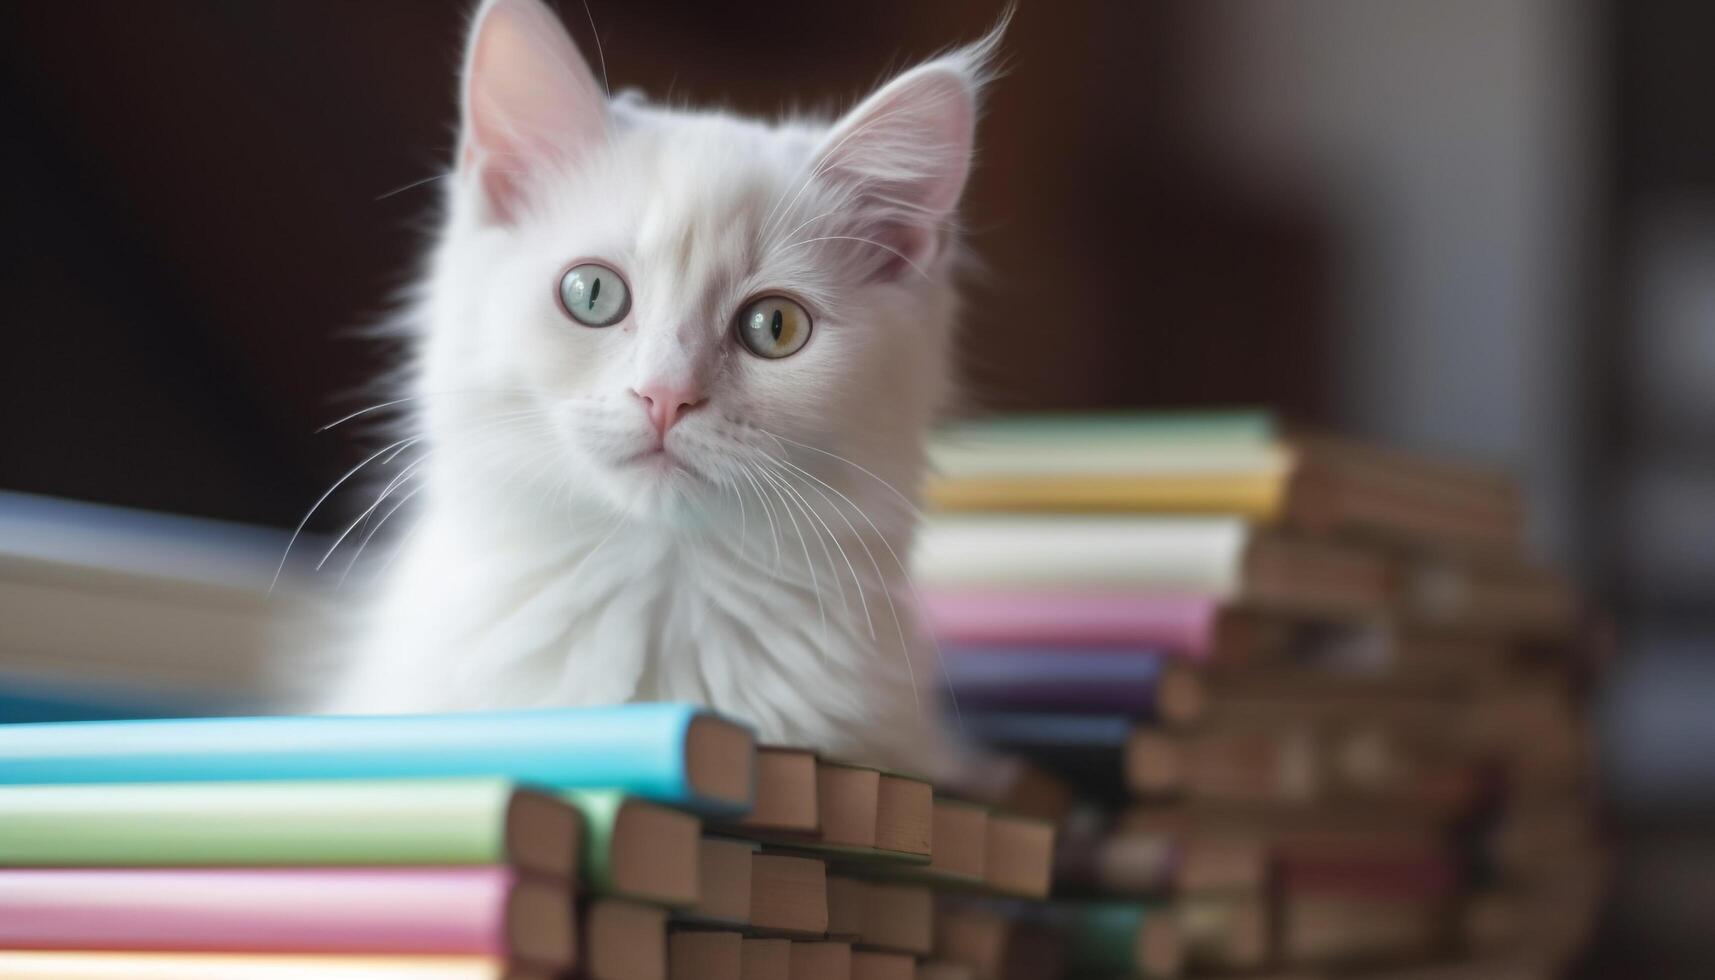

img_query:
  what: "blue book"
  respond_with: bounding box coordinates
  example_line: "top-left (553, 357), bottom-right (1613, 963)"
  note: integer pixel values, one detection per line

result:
top-left (939, 648), bottom-right (1201, 721)
top-left (0, 673), bottom-right (231, 725)
top-left (962, 712), bottom-right (1137, 749)
top-left (959, 711), bottom-right (1147, 803)
top-left (0, 703), bottom-right (756, 817)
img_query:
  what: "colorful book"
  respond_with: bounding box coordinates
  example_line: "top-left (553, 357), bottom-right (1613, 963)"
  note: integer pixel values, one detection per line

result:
top-left (915, 515), bottom-right (1392, 616)
top-left (563, 790), bottom-right (700, 906)
top-left (928, 410), bottom-right (1292, 510)
top-left (958, 712), bottom-right (1146, 800)
top-left (1055, 901), bottom-right (1184, 980)
top-left (940, 648), bottom-right (1205, 721)
top-left (0, 491), bottom-right (293, 710)
top-left (921, 590), bottom-right (1229, 655)
top-left (0, 778), bottom-right (580, 873)
top-left (0, 868), bottom-right (574, 967)
top-left (0, 704), bottom-right (755, 816)
top-left (0, 674), bottom-right (207, 724)
top-left (0, 953), bottom-right (545, 980)
top-left (924, 412), bottom-right (1522, 550)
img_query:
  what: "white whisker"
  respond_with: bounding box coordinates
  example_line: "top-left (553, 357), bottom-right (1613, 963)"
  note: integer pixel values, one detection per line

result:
top-left (762, 446), bottom-right (945, 724)
top-left (272, 434), bottom-right (421, 592)
top-left (759, 455), bottom-right (874, 643)
top-left (757, 429), bottom-right (924, 519)
top-left (751, 462), bottom-right (826, 640)
top-left (757, 456), bottom-right (852, 625)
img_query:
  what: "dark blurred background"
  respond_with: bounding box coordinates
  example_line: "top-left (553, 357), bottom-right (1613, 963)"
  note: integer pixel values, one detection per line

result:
top-left (1, 1), bottom-right (1711, 973)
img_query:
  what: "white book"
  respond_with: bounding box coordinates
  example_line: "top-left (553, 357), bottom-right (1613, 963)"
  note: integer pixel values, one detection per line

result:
top-left (914, 515), bottom-right (1253, 595)
top-left (0, 491), bottom-right (310, 702)
top-left (914, 514), bottom-right (1391, 615)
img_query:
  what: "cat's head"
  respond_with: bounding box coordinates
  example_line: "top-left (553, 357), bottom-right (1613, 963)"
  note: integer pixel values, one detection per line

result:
top-left (413, 0), bottom-right (995, 526)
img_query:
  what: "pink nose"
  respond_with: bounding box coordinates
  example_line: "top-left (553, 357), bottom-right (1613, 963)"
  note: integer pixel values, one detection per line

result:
top-left (633, 384), bottom-right (705, 437)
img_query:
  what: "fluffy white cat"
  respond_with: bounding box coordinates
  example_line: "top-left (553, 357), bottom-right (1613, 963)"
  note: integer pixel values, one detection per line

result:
top-left (318, 0), bottom-right (997, 775)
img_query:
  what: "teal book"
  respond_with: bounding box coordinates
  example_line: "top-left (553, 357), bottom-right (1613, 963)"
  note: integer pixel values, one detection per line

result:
top-left (0, 703), bottom-right (756, 817)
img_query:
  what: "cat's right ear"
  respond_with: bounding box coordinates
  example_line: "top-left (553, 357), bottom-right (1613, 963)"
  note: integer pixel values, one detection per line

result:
top-left (458, 0), bottom-right (608, 224)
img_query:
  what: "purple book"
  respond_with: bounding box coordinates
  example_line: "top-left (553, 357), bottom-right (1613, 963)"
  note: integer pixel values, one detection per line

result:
top-left (940, 648), bottom-right (1199, 721)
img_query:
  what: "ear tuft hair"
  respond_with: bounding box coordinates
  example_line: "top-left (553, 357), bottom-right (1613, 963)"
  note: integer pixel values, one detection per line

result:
top-left (804, 10), bottom-right (1010, 281)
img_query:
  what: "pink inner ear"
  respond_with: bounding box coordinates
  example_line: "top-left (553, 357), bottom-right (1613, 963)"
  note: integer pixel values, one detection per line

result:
top-left (867, 222), bottom-right (936, 283)
top-left (812, 64), bottom-right (978, 282)
top-left (460, 0), bottom-right (608, 223)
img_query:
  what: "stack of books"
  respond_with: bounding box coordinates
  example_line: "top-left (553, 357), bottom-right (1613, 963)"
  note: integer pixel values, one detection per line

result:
top-left (916, 410), bottom-right (1603, 980)
top-left (0, 703), bottom-right (1058, 980)
top-left (0, 490), bottom-right (293, 721)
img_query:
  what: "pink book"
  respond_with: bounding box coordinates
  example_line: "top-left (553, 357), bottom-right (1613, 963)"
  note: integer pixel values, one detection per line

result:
top-left (920, 589), bottom-right (1224, 657)
top-left (0, 868), bottom-right (574, 966)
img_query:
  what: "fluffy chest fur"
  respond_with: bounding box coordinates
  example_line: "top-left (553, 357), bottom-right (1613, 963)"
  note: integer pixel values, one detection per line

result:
top-left (331, 483), bottom-right (936, 764)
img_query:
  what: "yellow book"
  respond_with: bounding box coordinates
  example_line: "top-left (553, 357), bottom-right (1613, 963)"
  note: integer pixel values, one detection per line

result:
top-left (925, 471), bottom-right (1289, 517)
top-left (0, 953), bottom-right (539, 980)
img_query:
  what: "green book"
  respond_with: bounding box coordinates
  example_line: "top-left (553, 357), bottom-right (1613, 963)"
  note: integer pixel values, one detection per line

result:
top-left (0, 777), bottom-right (581, 875)
top-left (563, 789), bottom-right (702, 907)
top-left (933, 409), bottom-right (1278, 449)
top-left (1059, 901), bottom-right (1184, 979)
top-left (928, 410), bottom-right (1285, 480)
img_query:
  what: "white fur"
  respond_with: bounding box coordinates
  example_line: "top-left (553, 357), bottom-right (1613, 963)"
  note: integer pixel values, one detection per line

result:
top-left (316, 0), bottom-right (997, 773)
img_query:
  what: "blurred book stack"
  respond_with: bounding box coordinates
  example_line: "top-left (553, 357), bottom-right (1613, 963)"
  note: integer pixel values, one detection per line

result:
top-left (0, 704), bottom-right (1057, 980)
top-left (917, 410), bottom-right (1605, 980)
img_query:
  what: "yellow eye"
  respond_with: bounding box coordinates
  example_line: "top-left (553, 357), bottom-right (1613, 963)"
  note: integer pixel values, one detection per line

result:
top-left (735, 295), bottom-right (812, 359)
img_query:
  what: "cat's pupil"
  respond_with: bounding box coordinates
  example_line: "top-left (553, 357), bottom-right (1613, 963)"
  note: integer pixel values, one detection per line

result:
top-left (588, 277), bottom-right (602, 310)
top-left (770, 309), bottom-right (783, 340)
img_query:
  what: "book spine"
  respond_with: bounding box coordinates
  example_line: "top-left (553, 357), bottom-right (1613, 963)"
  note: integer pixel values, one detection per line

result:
top-left (0, 779), bottom-right (513, 866)
top-left (1057, 902), bottom-right (1165, 975)
top-left (0, 868), bottom-right (519, 954)
top-left (0, 953), bottom-right (509, 980)
top-left (0, 703), bottom-right (733, 813)
top-left (561, 790), bottom-right (625, 895)
top-left (940, 649), bottom-right (1190, 719)
top-left (925, 473), bottom-right (1285, 516)
top-left (920, 589), bottom-right (1222, 653)
top-left (915, 516), bottom-right (1248, 594)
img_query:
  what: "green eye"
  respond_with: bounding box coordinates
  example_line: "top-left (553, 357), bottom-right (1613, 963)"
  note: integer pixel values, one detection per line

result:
top-left (735, 295), bottom-right (812, 359)
top-left (558, 263), bottom-right (630, 327)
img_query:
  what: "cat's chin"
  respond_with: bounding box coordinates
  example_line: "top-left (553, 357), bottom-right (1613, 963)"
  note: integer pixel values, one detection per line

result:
top-left (595, 448), bottom-right (719, 518)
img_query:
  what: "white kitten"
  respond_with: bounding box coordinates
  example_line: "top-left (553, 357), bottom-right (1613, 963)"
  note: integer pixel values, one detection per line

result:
top-left (317, 0), bottom-right (996, 774)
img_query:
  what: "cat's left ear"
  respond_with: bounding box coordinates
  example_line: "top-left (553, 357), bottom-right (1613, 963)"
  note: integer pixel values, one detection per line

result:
top-left (810, 27), bottom-right (1002, 280)
top-left (458, 0), bottom-right (608, 224)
